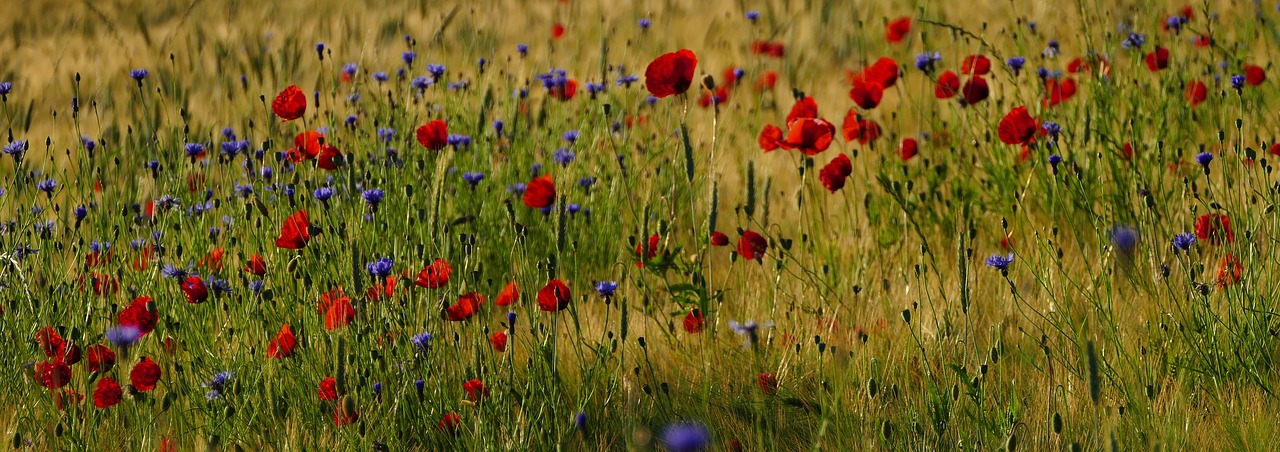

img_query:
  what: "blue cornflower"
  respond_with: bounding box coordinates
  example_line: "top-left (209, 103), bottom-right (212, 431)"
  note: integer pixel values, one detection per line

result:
top-left (507, 311), bottom-right (517, 329)
top-left (585, 82), bottom-right (606, 94)
top-left (315, 43), bottom-right (325, 59)
top-left (914, 52), bottom-right (941, 74)
top-left (314, 186), bottom-right (334, 203)
top-left (1048, 154), bottom-right (1063, 171)
top-left (578, 177), bottom-right (596, 189)
top-left (508, 183), bottom-right (527, 194)
top-left (427, 64), bottom-right (446, 80)
top-left (1121, 32), bottom-right (1146, 49)
top-left (82, 135), bottom-right (96, 151)
top-left (1166, 15), bottom-right (1187, 33)
top-left (477, 57), bottom-right (487, 71)
top-left (733, 68), bottom-right (746, 79)
top-left (233, 182), bottom-right (253, 198)
top-left (30, 205), bottom-right (43, 215)
top-left (1196, 151), bottom-right (1213, 168)
top-left (662, 422), bottom-right (712, 452)
top-left (516, 44), bottom-right (529, 56)
top-left (377, 128), bottom-right (396, 143)
top-left (342, 63), bottom-right (358, 77)
top-left (211, 279), bottom-right (232, 296)
top-left (563, 130), bottom-right (580, 143)
top-left (447, 134), bottom-right (472, 148)
top-left (185, 142), bottom-right (206, 159)
top-left (575, 412), bottom-right (588, 433)
top-left (1043, 39), bottom-right (1060, 58)
top-left (222, 127), bottom-right (236, 140)
top-left (105, 325), bottom-right (141, 348)
top-left (411, 76), bottom-right (431, 91)
top-left (1231, 74), bottom-right (1246, 91)
top-left (373, 71), bottom-right (389, 83)
top-left (462, 172), bottom-right (484, 187)
top-left (130, 69), bottom-right (148, 82)
top-left (567, 203), bottom-right (581, 215)
top-left (0, 82), bottom-right (11, 96)
top-left (402, 51), bottom-right (416, 67)
top-left (157, 194), bottom-right (182, 210)
top-left (594, 281), bottom-right (618, 298)
top-left (553, 148), bottom-right (576, 166)
top-left (1007, 56), bottom-right (1026, 75)
top-left (248, 280), bottom-right (265, 295)
top-left (89, 241), bottom-right (110, 253)
top-left (3, 140), bottom-right (25, 157)
top-left (1173, 232), bottom-right (1196, 251)
top-left (347, 93), bottom-right (361, 103)
top-left (345, 115), bottom-right (357, 127)
top-left (1042, 121), bottom-right (1061, 140)
top-left (411, 332), bottom-right (432, 352)
top-left (260, 166), bottom-right (273, 180)
top-left (1036, 67), bottom-right (1051, 80)
top-left (36, 178), bottom-right (57, 193)
top-left (616, 74), bottom-right (640, 87)
top-left (729, 320), bottom-right (762, 348)
top-left (366, 257), bottom-right (395, 278)
top-left (745, 10), bottom-right (760, 22)
top-left (985, 254), bottom-right (1014, 272)
top-left (493, 120), bottom-right (505, 136)
top-left (362, 188), bottom-right (385, 208)
top-left (74, 205), bottom-right (88, 221)
top-left (1109, 225), bottom-right (1139, 253)
top-left (638, 18), bottom-right (651, 29)
top-left (530, 163), bottom-right (543, 176)
top-left (645, 95), bottom-right (658, 105)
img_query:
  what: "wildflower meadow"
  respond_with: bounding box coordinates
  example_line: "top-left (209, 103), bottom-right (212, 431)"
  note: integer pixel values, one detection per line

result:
top-left (5, 0), bottom-right (1280, 449)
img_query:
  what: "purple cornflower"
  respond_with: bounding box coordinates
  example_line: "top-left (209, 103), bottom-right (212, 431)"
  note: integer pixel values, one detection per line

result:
top-left (1007, 56), bottom-right (1026, 76)
top-left (3, 140), bottom-right (26, 158)
top-left (36, 178), bottom-right (57, 193)
top-left (377, 128), bottom-right (396, 143)
top-left (662, 422), bottom-right (712, 452)
top-left (594, 281), bottom-right (618, 298)
top-left (553, 148), bottom-right (576, 166)
top-left (411, 76), bottom-right (431, 91)
top-left (105, 325), bottom-right (142, 348)
top-left (1231, 74), bottom-right (1246, 91)
top-left (366, 257), bottom-right (395, 278)
top-left (745, 10), bottom-right (760, 22)
top-left (411, 332), bottom-right (432, 352)
top-left (578, 177), bottom-right (596, 189)
top-left (1173, 233), bottom-right (1196, 251)
top-left (462, 172), bottom-right (484, 187)
top-left (185, 143), bottom-right (206, 159)
top-left (516, 44), bottom-right (529, 57)
top-left (427, 64), bottom-right (446, 81)
top-left (373, 71), bottom-right (389, 83)
top-left (1196, 151), bottom-right (1213, 169)
top-left (1121, 32), bottom-right (1146, 49)
top-left (362, 188), bottom-right (385, 209)
top-left (402, 51), bottom-right (416, 67)
top-left (508, 183), bottom-right (527, 194)
top-left (914, 52), bottom-right (941, 74)
top-left (130, 69), bottom-right (148, 83)
top-left (638, 18), bottom-right (651, 30)
top-left (616, 74), bottom-right (640, 87)
top-left (1109, 225), bottom-right (1139, 253)
top-left (563, 130), bottom-right (580, 143)
top-left (985, 254), bottom-right (1014, 273)
top-left (447, 134), bottom-right (472, 148)
top-left (342, 63), bottom-right (358, 78)
top-left (315, 43), bottom-right (325, 59)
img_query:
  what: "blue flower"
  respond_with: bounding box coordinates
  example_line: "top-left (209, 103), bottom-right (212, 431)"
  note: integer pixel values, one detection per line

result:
top-left (36, 178), bottom-right (57, 193)
top-left (1172, 232), bottom-right (1196, 251)
top-left (74, 205), bottom-right (88, 221)
top-left (130, 69), bottom-right (148, 81)
top-left (249, 280), bottom-right (265, 295)
top-left (411, 76), bottom-right (431, 91)
top-left (1043, 39), bottom-right (1060, 58)
top-left (574, 412), bottom-right (588, 433)
top-left (234, 182), bottom-right (253, 198)
top-left (366, 257), bottom-right (395, 278)
top-left (729, 320), bottom-right (762, 348)
top-left (447, 134), bottom-right (472, 148)
top-left (661, 422), bottom-right (712, 452)
top-left (516, 44), bottom-right (529, 56)
top-left (985, 254), bottom-right (1014, 272)
top-left (89, 241), bottom-right (110, 253)
top-left (462, 172), bottom-right (484, 187)
top-left (1231, 74), bottom-right (1246, 91)
top-left (1121, 32), bottom-right (1146, 49)
top-left (1007, 56), bottom-right (1026, 75)
top-left (411, 332), bottom-right (432, 352)
top-left (427, 64), bottom-right (446, 80)
top-left (914, 52), bottom-right (941, 74)
top-left (585, 82), bottom-right (606, 94)
top-left (594, 281), bottom-right (618, 298)
top-left (508, 183), bottom-right (527, 194)
top-left (377, 128), bottom-right (396, 143)
top-left (1109, 225), bottom-right (1139, 253)
top-left (1166, 15), bottom-right (1187, 33)
top-left (105, 325), bottom-right (142, 348)
top-left (567, 203), bottom-right (581, 214)
top-left (493, 120), bottom-right (505, 135)
top-left (373, 71), bottom-right (389, 83)
top-left (1042, 121), bottom-right (1061, 140)
top-left (1048, 154), bottom-right (1062, 170)
top-left (1196, 151), bottom-right (1213, 168)
top-left (3, 140), bottom-right (26, 157)
top-left (616, 74), bottom-right (640, 87)
top-left (185, 143), bottom-right (206, 158)
top-left (0, 82), bottom-right (11, 96)
top-left (638, 18), bottom-right (651, 29)
top-left (553, 148), bottom-right (576, 166)
top-left (314, 186), bottom-right (334, 202)
top-left (507, 311), bottom-right (517, 329)
top-left (342, 63), bottom-right (358, 77)
top-left (362, 189), bottom-right (385, 207)
top-left (745, 10), bottom-right (760, 22)
top-left (315, 43), bottom-right (325, 59)
top-left (563, 130), bottom-right (580, 143)
top-left (578, 177), bottom-right (596, 189)
top-left (402, 51), bottom-right (416, 66)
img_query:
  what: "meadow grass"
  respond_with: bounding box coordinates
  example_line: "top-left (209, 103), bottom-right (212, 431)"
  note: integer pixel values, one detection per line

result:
top-left (3, 0), bottom-right (1280, 450)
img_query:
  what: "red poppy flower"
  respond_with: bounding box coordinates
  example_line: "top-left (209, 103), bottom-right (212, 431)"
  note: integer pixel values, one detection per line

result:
top-left (437, 413), bottom-right (462, 434)
top-left (34, 360), bottom-right (72, 389)
top-left (961, 55), bottom-right (991, 75)
top-left (416, 120), bottom-right (449, 151)
top-left (779, 118), bottom-right (836, 155)
top-left (758, 124), bottom-right (784, 152)
top-left (1066, 57), bottom-right (1089, 74)
top-left (757, 373), bottom-right (779, 396)
top-left (522, 174), bottom-right (557, 208)
top-left (697, 86), bottom-right (730, 108)
top-left (551, 79), bottom-right (578, 101)
top-left (1194, 34), bottom-right (1211, 47)
top-left (82, 272), bottom-right (120, 296)
top-left (1185, 80), bottom-right (1207, 107)
top-left (683, 309), bottom-right (705, 333)
top-left (318, 377), bottom-right (339, 401)
top-left (36, 327), bottom-right (66, 359)
top-left (320, 288), bottom-right (355, 330)
top-left (1144, 47), bottom-right (1169, 72)
top-left (93, 377), bottom-right (123, 408)
top-left (463, 379), bottom-right (489, 401)
top-left (85, 248), bottom-right (112, 268)
top-left (885, 17), bottom-right (911, 43)
top-left (130, 357), bottom-right (161, 392)
top-left (444, 292), bottom-right (484, 321)
top-left (537, 279), bottom-right (572, 312)
top-left (635, 234), bottom-right (661, 267)
top-left (1121, 143), bottom-right (1135, 161)
top-left (935, 70), bottom-right (960, 98)
top-left (1216, 254), bottom-right (1243, 288)
top-left (552, 23), bottom-right (566, 38)
top-left (710, 231), bottom-right (730, 247)
top-left (840, 110), bottom-right (881, 145)
top-left (961, 76), bottom-right (989, 105)
top-left (316, 145), bottom-right (344, 170)
top-left (644, 49), bottom-right (698, 98)
top-left (198, 248), bottom-right (224, 274)
top-left (750, 41), bottom-right (786, 58)
top-left (52, 389), bottom-right (84, 411)
top-left (1179, 5), bottom-right (1194, 20)
top-left (754, 71), bottom-right (778, 91)
top-left (490, 331), bottom-right (509, 352)
top-left (786, 97), bottom-right (819, 124)
top-left (863, 57), bottom-right (900, 89)
top-left (334, 398), bottom-right (359, 426)
top-left (495, 281), bottom-right (519, 306)
top-left (1195, 213), bottom-right (1234, 245)
top-left (85, 344), bottom-right (116, 373)
top-left (1244, 64), bottom-right (1266, 86)
top-left (272, 85), bottom-right (306, 121)
top-left (849, 81), bottom-right (883, 109)
top-left (244, 254), bottom-right (267, 276)
top-left (287, 130), bottom-right (325, 163)
top-left (132, 244), bottom-right (155, 272)
top-left (267, 324), bottom-right (298, 359)
top-left (416, 259), bottom-right (452, 288)
top-left (818, 154), bottom-right (853, 192)
top-left (180, 276), bottom-right (208, 304)
top-left (998, 106), bottom-right (1038, 145)
top-left (899, 138), bottom-right (919, 161)
top-left (1270, 143), bottom-right (1280, 157)
top-left (722, 67), bottom-right (740, 88)
top-left (1044, 77), bottom-right (1078, 106)
top-left (738, 230), bottom-right (768, 261)
top-left (275, 210), bottom-right (313, 249)
top-left (119, 296), bottom-right (157, 336)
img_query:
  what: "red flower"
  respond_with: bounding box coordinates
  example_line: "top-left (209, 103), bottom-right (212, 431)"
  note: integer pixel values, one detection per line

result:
top-left (899, 138), bottom-right (919, 162)
top-left (85, 344), bottom-right (116, 373)
top-left (1195, 213), bottom-right (1234, 245)
top-left (287, 130), bottom-right (325, 162)
top-left (758, 124), bottom-right (784, 152)
top-left (757, 373), bottom-right (779, 396)
top-left (416, 259), bottom-right (452, 288)
top-left (644, 49), bottom-right (698, 98)
top-left (36, 327), bottom-right (67, 359)
top-left (697, 86), bottom-right (730, 108)
top-left (1271, 143), bottom-right (1280, 157)
top-left (130, 357), bottom-right (161, 392)
top-left (272, 85), bottom-right (306, 121)
top-left (551, 79), bottom-right (578, 101)
top-left (489, 331), bottom-right (509, 352)
top-left (275, 210), bottom-right (313, 249)
top-left (998, 107), bottom-right (1038, 145)
top-left (437, 413), bottom-right (462, 434)
top-left (119, 296), bottom-right (157, 336)
top-left (267, 324), bottom-right (298, 359)
top-left (885, 17), bottom-right (911, 43)
top-left (682, 309), bottom-right (705, 334)
top-left (961, 76), bottom-right (990, 105)
top-left (197, 248), bottom-right (224, 274)
top-left (754, 71), bottom-right (778, 91)
top-left (849, 81), bottom-right (883, 109)
top-left (522, 174), bottom-right (557, 208)
top-left (961, 55), bottom-right (991, 75)
top-left (52, 389), bottom-right (84, 411)
top-left (334, 398), bottom-right (359, 426)
top-left (779, 118), bottom-right (836, 155)
top-left (840, 110), bottom-right (881, 145)
top-left (750, 41), bottom-right (786, 58)
top-left (495, 281), bottom-right (519, 306)
top-left (1121, 143), bottom-right (1135, 161)
top-left (93, 377), bottom-right (123, 409)
top-left (34, 360), bottom-right (72, 389)
top-left (635, 234), bottom-right (661, 267)
top-left (416, 120), bottom-right (449, 150)
top-left (317, 145), bottom-right (344, 170)
top-left (738, 230), bottom-right (768, 261)
top-left (463, 379), bottom-right (489, 401)
top-left (367, 276), bottom-right (397, 302)
top-left (1185, 80), bottom-right (1207, 107)
top-left (180, 276), bottom-right (208, 304)
top-left (1194, 34), bottom-right (1211, 47)
top-left (318, 377), bottom-right (340, 401)
top-left (552, 23), bottom-right (566, 39)
top-left (320, 287), bottom-right (355, 330)
top-left (818, 154), bottom-right (853, 192)
top-left (1244, 64), bottom-right (1266, 86)
top-left (863, 57), bottom-right (899, 89)
top-left (1216, 254), bottom-right (1243, 288)
top-left (1144, 47), bottom-right (1169, 72)
top-left (444, 292), bottom-right (484, 321)
top-left (244, 254), bottom-right (267, 276)
top-left (935, 70), bottom-right (960, 98)
top-left (710, 231), bottom-right (730, 247)
top-left (786, 97), bottom-right (819, 124)
top-left (537, 279), bottom-right (572, 312)
top-left (1044, 77), bottom-right (1078, 106)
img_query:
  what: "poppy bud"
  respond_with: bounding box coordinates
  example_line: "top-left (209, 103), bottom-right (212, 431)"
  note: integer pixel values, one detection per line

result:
top-left (701, 74), bottom-right (715, 91)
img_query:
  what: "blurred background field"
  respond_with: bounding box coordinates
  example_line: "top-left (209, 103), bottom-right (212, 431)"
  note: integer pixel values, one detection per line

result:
top-left (3, 0), bottom-right (1280, 450)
